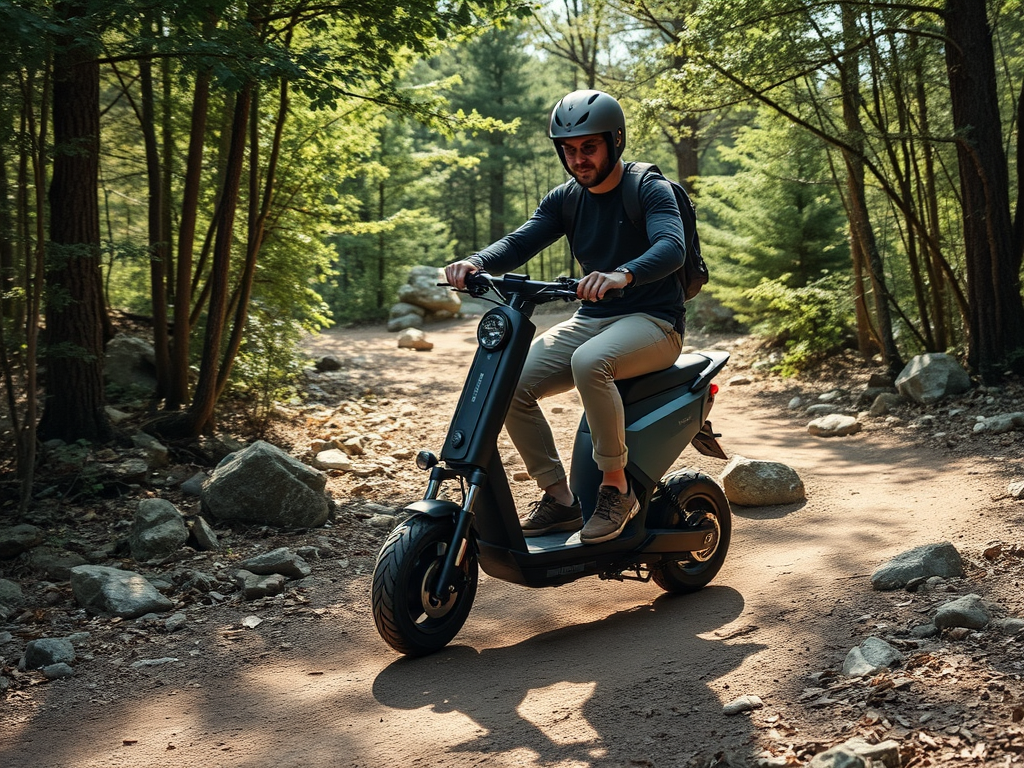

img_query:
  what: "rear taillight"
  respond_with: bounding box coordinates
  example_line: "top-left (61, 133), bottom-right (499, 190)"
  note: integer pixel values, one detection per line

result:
top-left (710, 383), bottom-right (719, 397)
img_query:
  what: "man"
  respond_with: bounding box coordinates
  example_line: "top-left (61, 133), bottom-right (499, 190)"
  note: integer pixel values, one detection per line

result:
top-left (444, 90), bottom-right (687, 545)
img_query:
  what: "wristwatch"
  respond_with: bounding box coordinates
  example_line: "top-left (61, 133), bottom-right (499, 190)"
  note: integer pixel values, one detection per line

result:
top-left (614, 266), bottom-right (634, 285)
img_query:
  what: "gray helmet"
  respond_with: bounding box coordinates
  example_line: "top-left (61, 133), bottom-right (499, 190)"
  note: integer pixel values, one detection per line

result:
top-left (548, 90), bottom-right (626, 174)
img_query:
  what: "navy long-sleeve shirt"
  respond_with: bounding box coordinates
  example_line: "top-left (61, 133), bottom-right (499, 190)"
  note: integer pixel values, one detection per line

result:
top-left (467, 163), bottom-right (687, 334)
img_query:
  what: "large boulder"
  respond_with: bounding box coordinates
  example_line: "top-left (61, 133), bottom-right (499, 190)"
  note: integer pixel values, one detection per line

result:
top-left (0, 524), bottom-right (44, 559)
top-left (720, 455), bottom-right (805, 506)
top-left (870, 542), bottom-right (964, 590)
top-left (200, 440), bottom-right (330, 528)
top-left (895, 353), bottom-right (971, 404)
top-left (129, 498), bottom-right (189, 561)
top-left (396, 266), bottom-right (461, 314)
top-left (70, 565), bottom-right (174, 618)
top-left (104, 335), bottom-right (158, 392)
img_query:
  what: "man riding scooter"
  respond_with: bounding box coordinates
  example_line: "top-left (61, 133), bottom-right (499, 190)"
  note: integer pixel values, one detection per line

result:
top-left (445, 90), bottom-right (688, 545)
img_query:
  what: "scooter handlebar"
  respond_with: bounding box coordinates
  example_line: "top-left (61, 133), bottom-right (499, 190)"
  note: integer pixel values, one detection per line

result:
top-left (443, 272), bottom-right (623, 303)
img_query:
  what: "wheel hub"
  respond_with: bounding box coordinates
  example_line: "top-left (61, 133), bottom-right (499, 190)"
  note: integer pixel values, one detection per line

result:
top-left (419, 560), bottom-right (457, 619)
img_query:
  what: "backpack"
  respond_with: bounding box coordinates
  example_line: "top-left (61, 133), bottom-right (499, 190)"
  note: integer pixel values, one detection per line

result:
top-left (561, 161), bottom-right (708, 300)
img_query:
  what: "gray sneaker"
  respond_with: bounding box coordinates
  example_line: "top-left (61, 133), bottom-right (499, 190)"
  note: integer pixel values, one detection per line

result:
top-left (521, 494), bottom-right (583, 537)
top-left (580, 485), bottom-right (640, 544)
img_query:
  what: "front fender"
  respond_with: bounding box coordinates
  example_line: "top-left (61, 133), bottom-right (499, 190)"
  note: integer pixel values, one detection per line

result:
top-left (402, 499), bottom-right (462, 520)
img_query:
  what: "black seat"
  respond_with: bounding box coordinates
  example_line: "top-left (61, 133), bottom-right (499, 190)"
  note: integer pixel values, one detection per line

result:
top-left (616, 353), bottom-right (709, 406)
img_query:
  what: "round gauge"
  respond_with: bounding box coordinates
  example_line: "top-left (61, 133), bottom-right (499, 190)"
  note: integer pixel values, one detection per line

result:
top-left (477, 312), bottom-right (509, 350)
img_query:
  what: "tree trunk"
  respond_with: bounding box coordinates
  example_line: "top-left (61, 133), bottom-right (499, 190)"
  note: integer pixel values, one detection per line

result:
top-left (944, 0), bottom-right (1024, 380)
top-left (39, 6), bottom-right (110, 442)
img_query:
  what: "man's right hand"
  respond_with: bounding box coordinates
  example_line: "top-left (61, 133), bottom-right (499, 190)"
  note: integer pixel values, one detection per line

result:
top-left (444, 260), bottom-right (479, 290)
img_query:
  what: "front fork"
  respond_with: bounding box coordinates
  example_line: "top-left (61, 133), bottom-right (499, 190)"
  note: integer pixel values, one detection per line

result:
top-left (426, 466), bottom-right (486, 603)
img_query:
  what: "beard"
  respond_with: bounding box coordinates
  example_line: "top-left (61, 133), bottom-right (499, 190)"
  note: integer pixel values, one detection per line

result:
top-left (569, 152), bottom-right (614, 188)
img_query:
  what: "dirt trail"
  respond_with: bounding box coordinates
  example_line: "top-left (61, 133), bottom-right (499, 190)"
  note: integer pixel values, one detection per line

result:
top-left (2, 314), bottom-right (1023, 767)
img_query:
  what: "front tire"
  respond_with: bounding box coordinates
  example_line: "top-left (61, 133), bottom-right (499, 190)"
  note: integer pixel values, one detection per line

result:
top-left (647, 469), bottom-right (731, 593)
top-left (371, 515), bottom-right (478, 656)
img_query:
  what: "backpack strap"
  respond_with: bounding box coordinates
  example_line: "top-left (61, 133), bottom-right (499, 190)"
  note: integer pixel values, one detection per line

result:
top-left (621, 161), bottom-right (660, 231)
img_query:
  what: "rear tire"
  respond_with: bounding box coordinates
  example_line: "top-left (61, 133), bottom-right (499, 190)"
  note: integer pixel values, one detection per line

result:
top-left (371, 515), bottom-right (478, 656)
top-left (647, 470), bottom-right (731, 594)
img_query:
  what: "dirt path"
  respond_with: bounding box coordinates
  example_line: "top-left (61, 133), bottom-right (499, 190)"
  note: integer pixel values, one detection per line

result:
top-left (3, 314), bottom-right (1024, 767)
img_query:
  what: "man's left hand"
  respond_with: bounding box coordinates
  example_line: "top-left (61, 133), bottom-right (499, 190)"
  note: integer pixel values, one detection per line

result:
top-left (577, 270), bottom-right (631, 301)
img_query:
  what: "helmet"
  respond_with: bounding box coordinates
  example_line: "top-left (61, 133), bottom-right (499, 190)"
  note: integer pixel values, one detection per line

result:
top-left (548, 90), bottom-right (626, 175)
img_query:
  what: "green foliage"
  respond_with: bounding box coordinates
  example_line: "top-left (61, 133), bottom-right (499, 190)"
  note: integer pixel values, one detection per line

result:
top-left (696, 111), bottom-right (849, 322)
top-left (745, 271), bottom-right (853, 376)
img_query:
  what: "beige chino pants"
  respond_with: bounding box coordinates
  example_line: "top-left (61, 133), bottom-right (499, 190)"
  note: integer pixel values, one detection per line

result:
top-left (505, 312), bottom-right (683, 490)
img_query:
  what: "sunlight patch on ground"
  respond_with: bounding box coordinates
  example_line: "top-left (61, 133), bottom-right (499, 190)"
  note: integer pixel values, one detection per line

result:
top-left (516, 681), bottom-right (601, 747)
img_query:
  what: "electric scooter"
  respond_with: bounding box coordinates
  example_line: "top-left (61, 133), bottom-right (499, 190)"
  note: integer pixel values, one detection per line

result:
top-left (371, 272), bottom-right (731, 656)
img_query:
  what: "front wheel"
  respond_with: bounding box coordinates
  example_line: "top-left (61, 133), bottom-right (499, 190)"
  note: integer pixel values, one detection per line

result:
top-left (371, 515), bottom-right (478, 656)
top-left (647, 470), bottom-right (731, 594)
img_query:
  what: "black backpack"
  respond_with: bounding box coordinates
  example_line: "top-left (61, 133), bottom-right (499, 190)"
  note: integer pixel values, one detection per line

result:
top-left (561, 161), bottom-right (708, 300)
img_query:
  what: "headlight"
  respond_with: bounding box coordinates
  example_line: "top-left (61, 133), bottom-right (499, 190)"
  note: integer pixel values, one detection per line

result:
top-left (477, 311), bottom-right (509, 350)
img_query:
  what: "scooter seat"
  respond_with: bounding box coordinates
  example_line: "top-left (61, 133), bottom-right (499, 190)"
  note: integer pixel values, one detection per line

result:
top-left (616, 353), bottom-right (710, 406)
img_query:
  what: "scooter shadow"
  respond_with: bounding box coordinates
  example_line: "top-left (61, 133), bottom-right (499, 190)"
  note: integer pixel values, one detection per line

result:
top-left (372, 586), bottom-right (764, 765)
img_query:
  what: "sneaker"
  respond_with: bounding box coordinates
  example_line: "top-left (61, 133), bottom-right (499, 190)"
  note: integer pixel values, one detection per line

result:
top-left (580, 485), bottom-right (640, 544)
top-left (520, 494), bottom-right (583, 537)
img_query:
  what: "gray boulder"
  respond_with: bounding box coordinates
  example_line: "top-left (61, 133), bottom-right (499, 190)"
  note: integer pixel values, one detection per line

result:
top-left (398, 328), bottom-right (434, 351)
top-left (895, 352), bottom-right (971, 404)
top-left (105, 334), bottom-right (158, 391)
top-left (871, 542), bottom-right (964, 590)
top-left (0, 578), bottom-right (24, 611)
top-left (239, 547), bottom-right (311, 579)
top-left (24, 638), bottom-right (76, 669)
top-left (934, 593), bottom-right (991, 630)
top-left (24, 547), bottom-right (88, 580)
top-left (842, 636), bottom-right (903, 677)
top-left (720, 455), bottom-right (805, 506)
top-left (200, 440), bottom-right (330, 529)
top-left (0, 523), bottom-right (44, 559)
top-left (70, 565), bottom-right (173, 618)
top-left (868, 392), bottom-right (902, 417)
top-left (235, 570), bottom-right (287, 599)
top-left (808, 414), bottom-right (862, 437)
top-left (131, 432), bottom-right (169, 469)
top-left (397, 266), bottom-right (461, 313)
top-left (387, 313), bottom-right (424, 333)
top-left (188, 516), bottom-right (220, 551)
top-left (129, 498), bottom-right (189, 561)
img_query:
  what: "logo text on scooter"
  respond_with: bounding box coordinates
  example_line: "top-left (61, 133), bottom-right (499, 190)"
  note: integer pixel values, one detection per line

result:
top-left (470, 372), bottom-right (486, 402)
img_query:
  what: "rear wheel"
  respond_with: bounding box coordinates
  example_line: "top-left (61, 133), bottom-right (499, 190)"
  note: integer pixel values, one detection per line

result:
top-left (371, 515), bottom-right (478, 656)
top-left (647, 470), bottom-right (731, 593)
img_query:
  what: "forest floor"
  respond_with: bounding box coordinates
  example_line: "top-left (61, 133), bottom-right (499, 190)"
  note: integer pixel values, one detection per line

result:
top-left (3, 307), bottom-right (1024, 767)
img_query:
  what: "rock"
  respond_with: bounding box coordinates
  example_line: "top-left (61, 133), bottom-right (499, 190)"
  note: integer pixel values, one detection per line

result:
top-left (165, 613), bottom-right (188, 632)
top-left (338, 436), bottom-right (365, 456)
top-left (992, 617), bottom-right (1024, 635)
top-left (131, 432), bottom-right (169, 468)
top-left (871, 542), bottom-right (964, 590)
top-left (105, 406), bottom-right (132, 424)
top-left (397, 328), bottom-right (433, 351)
top-left (24, 547), bottom-right (88, 580)
top-left (910, 623), bottom-right (939, 638)
top-left (0, 523), bottom-right (44, 559)
top-left (868, 393), bottom-right (902, 417)
top-left (856, 387), bottom-right (895, 408)
top-left (239, 547), bottom-right (312, 579)
top-left (114, 458), bottom-right (149, 484)
top-left (129, 498), bottom-right (189, 562)
top-left (895, 352), bottom-right (971, 404)
top-left (722, 694), bottom-right (763, 715)
top-left (314, 355), bottom-right (343, 372)
top-left (720, 455), bottom-right (805, 506)
top-left (387, 314), bottom-right (425, 333)
top-left (42, 663), bottom-right (75, 680)
top-left (808, 746), bottom-right (865, 768)
top-left (0, 578), bottom-right (24, 609)
top-left (934, 593), bottom-right (990, 629)
top-left (188, 516), bottom-right (220, 551)
top-left (181, 471), bottom-right (209, 497)
top-left (201, 440), bottom-right (330, 529)
top-left (314, 449), bottom-right (353, 471)
top-left (24, 637), bottom-right (76, 668)
top-left (973, 412), bottom-right (1024, 434)
top-left (70, 565), bottom-right (174, 618)
top-left (104, 334), bottom-right (158, 391)
top-left (727, 375), bottom-right (752, 386)
top-left (396, 266), bottom-right (461, 313)
top-left (368, 514), bottom-right (397, 529)
top-left (808, 414), bottom-right (862, 437)
top-left (842, 636), bottom-right (903, 676)
top-left (235, 569), bottom-right (287, 599)
top-left (787, 396), bottom-right (803, 410)
top-left (867, 373), bottom-right (895, 388)
top-left (389, 301), bottom-right (427, 320)
top-left (1008, 480), bottom-right (1024, 499)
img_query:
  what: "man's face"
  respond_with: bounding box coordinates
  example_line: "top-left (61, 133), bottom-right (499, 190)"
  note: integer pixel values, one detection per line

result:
top-left (559, 134), bottom-right (611, 189)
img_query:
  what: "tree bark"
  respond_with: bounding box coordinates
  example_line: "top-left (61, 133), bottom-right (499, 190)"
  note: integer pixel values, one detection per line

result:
top-left (39, 4), bottom-right (110, 442)
top-left (944, 0), bottom-right (1024, 380)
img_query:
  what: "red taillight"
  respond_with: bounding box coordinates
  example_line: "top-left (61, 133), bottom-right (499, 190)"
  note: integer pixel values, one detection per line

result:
top-left (710, 383), bottom-right (719, 397)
